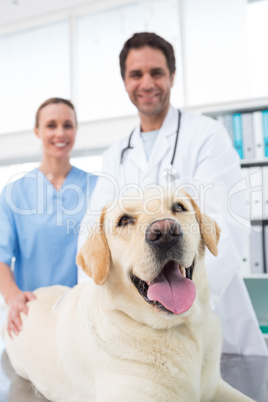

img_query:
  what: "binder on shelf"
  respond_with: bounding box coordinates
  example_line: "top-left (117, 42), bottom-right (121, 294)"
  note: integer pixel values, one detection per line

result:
top-left (232, 113), bottom-right (244, 159)
top-left (209, 106), bottom-right (268, 162)
top-left (215, 114), bottom-right (224, 125)
top-left (263, 167), bottom-right (268, 219)
top-left (240, 230), bottom-right (251, 276)
top-left (215, 114), bottom-right (230, 136)
top-left (252, 111), bottom-right (265, 159)
top-left (262, 110), bottom-right (268, 157)
top-left (249, 167), bottom-right (263, 220)
top-left (242, 113), bottom-right (255, 159)
top-left (241, 167), bottom-right (251, 218)
top-left (265, 225), bottom-right (268, 273)
top-left (250, 225), bottom-right (264, 274)
top-left (223, 114), bottom-right (233, 143)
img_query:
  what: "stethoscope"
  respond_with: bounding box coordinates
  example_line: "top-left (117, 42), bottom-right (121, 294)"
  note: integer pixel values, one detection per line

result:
top-left (120, 109), bottom-right (181, 185)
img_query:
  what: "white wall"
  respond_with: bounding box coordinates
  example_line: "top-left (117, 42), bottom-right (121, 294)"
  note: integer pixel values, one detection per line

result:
top-left (0, 0), bottom-right (182, 164)
top-left (0, 0), bottom-right (128, 29)
top-left (0, 114), bottom-right (139, 165)
top-left (182, 0), bottom-right (249, 105)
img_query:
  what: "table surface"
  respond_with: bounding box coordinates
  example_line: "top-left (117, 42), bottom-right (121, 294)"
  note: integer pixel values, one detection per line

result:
top-left (0, 307), bottom-right (268, 402)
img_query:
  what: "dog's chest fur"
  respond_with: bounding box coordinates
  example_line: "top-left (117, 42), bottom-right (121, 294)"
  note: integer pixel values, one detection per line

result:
top-left (89, 305), bottom-right (209, 401)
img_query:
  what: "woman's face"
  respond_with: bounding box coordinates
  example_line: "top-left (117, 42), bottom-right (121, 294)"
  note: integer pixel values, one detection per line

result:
top-left (35, 103), bottom-right (77, 160)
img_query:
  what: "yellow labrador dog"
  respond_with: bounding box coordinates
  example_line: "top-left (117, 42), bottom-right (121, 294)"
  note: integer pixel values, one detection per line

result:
top-left (4, 189), bottom-right (254, 402)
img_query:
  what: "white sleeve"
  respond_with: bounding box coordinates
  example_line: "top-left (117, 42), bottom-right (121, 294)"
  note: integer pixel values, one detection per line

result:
top-left (191, 121), bottom-right (248, 309)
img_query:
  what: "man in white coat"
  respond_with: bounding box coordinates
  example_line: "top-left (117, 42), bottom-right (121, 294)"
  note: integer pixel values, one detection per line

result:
top-left (78, 32), bottom-right (267, 356)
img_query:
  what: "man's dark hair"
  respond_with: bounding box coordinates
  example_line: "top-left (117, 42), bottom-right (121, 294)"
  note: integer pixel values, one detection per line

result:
top-left (119, 32), bottom-right (176, 79)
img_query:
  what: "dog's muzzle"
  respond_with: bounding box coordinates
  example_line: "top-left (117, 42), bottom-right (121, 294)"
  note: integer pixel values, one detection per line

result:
top-left (131, 219), bottom-right (196, 316)
top-left (145, 219), bottom-right (182, 247)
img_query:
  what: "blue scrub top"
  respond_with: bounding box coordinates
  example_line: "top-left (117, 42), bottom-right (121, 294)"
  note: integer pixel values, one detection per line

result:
top-left (0, 167), bottom-right (97, 291)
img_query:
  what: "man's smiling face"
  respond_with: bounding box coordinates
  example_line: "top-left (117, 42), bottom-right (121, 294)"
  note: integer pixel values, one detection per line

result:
top-left (123, 46), bottom-right (175, 125)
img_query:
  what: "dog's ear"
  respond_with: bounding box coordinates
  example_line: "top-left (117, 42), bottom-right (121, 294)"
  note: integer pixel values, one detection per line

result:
top-left (199, 213), bottom-right (220, 257)
top-left (76, 209), bottom-right (111, 285)
top-left (187, 194), bottom-right (220, 257)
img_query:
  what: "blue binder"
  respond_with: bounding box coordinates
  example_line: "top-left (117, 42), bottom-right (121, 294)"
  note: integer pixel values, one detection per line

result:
top-left (262, 110), bottom-right (268, 157)
top-left (232, 113), bottom-right (244, 159)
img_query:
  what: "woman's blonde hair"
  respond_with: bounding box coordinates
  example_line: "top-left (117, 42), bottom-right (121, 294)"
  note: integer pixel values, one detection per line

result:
top-left (35, 97), bottom-right (77, 128)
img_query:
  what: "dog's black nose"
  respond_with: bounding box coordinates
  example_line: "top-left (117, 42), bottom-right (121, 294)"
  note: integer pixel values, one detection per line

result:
top-left (145, 219), bottom-right (182, 246)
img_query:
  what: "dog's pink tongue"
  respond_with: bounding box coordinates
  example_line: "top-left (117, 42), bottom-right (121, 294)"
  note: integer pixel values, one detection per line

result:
top-left (147, 265), bottom-right (196, 315)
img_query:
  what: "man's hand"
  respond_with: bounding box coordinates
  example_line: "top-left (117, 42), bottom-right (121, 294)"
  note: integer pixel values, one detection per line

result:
top-left (7, 290), bottom-right (36, 338)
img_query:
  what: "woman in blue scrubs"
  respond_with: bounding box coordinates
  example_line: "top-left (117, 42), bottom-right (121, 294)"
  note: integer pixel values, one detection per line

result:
top-left (0, 98), bottom-right (97, 337)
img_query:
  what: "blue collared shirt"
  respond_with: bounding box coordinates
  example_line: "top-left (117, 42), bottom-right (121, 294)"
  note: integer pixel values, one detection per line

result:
top-left (0, 167), bottom-right (97, 291)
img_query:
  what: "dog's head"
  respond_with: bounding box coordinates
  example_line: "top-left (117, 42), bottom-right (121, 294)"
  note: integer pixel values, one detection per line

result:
top-left (77, 188), bottom-right (220, 328)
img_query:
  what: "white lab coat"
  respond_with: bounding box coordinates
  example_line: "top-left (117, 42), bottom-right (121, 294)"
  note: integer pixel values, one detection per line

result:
top-left (78, 105), bottom-right (267, 356)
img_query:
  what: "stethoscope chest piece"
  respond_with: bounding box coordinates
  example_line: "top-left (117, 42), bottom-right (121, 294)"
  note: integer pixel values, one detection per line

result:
top-left (163, 164), bottom-right (178, 181)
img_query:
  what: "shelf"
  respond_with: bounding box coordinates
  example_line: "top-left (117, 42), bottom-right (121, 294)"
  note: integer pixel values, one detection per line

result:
top-left (183, 96), bottom-right (268, 115)
top-left (260, 325), bottom-right (268, 335)
top-left (241, 159), bottom-right (268, 168)
top-left (250, 219), bottom-right (268, 226)
top-left (185, 99), bottom-right (268, 165)
top-left (243, 274), bottom-right (268, 280)
top-left (243, 279), bottom-right (268, 325)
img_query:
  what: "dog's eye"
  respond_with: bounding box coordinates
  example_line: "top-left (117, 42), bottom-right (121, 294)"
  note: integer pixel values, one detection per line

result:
top-left (117, 215), bottom-right (135, 227)
top-left (172, 202), bottom-right (186, 213)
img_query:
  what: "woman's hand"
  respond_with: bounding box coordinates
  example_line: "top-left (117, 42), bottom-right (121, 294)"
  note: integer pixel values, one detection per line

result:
top-left (7, 290), bottom-right (36, 338)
